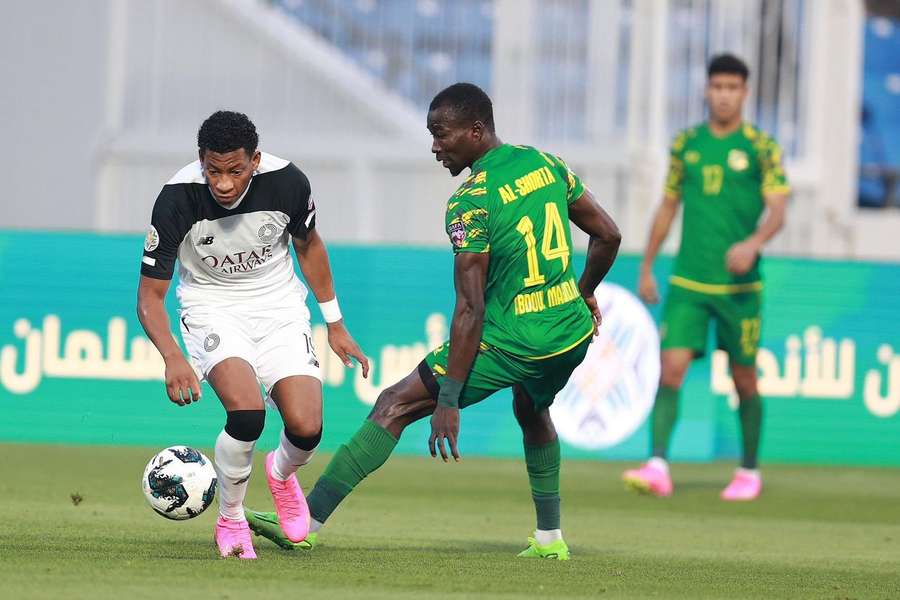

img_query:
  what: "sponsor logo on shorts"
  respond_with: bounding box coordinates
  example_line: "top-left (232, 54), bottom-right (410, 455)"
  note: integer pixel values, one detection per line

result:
top-left (258, 223), bottom-right (279, 242)
top-left (309, 357), bottom-right (320, 368)
top-left (550, 283), bottom-right (660, 450)
top-left (203, 333), bottom-right (220, 352)
top-left (144, 226), bottom-right (159, 252)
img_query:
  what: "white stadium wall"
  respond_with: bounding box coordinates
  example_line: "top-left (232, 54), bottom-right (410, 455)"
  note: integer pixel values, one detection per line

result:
top-left (0, 1), bottom-right (110, 230)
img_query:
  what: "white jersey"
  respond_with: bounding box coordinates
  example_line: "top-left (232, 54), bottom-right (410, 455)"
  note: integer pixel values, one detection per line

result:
top-left (140, 152), bottom-right (316, 313)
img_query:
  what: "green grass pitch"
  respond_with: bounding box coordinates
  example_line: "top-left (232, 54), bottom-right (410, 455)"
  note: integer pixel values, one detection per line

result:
top-left (1, 443), bottom-right (899, 599)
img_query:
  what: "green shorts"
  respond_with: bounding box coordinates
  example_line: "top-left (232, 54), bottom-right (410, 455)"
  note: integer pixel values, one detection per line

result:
top-left (660, 284), bottom-right (762, 365)
top-left (418, 336), bottom-right (592, 410)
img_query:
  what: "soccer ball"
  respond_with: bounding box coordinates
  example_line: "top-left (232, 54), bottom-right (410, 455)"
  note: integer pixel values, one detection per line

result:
top-left (142, 446), bottom-right (217, 520)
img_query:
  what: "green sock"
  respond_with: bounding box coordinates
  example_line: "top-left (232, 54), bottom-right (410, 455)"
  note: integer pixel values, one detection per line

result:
top-left (307, 419), bottom-right (398, 524)
top-left (738, 394), bottom-right (763, 469)
top-left (651, 385), bottom-right (680, 458)
top-left (524, 439), bottom-right (561, 531)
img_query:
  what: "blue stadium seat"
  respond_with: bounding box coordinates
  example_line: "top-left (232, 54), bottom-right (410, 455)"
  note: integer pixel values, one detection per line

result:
top-left (859, 17), bottom-right (900, 207)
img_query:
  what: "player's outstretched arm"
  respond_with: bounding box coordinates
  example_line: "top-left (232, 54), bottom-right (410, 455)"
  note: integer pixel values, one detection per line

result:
top-left (136, 275), bottom-right (201, 406)
top-left (725, 192), bottom-right (788, 275)
top-left (292, 231), bottom-right (369, 378)
top-left (568, 189), bottom-right (622, 330)
top-left (430, 252), bottom-right (489, 462)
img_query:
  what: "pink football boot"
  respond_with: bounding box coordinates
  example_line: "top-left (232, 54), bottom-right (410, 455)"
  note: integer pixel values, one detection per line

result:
top-left (214, 516), bottom-right (257, 559)
top-left (622, 458), bottom-right (673, 497)
top-left (721, 469), bottom-right (762, 501)
top-left (264, 451), bottom-right (310, 542)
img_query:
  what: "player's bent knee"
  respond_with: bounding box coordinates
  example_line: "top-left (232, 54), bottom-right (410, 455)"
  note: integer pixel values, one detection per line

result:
top-left (224, 409), bottom-right (266, 442)
top-left (518, 411), bottom-right (555, 440)
top-left (513, 401), bottom-right (546, 428)
top-left (735, 382), bottom-right (759, 401)
top-left (370, 386), bottom-right (423, 427)
top-left (731, 368), bottom-right (758, 400)
top-left (660, 352), bottom-right (692, 389)
top-left (284, 426), bottom-right (322, 451)
top-left (281, 413), bottom-right (322, 440)
top-left (659, 374), bottom-right (683, 389)
top-left (659, 365), bottom-right (689, 389)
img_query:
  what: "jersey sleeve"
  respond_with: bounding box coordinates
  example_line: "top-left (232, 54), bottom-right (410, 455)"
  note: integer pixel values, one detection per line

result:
top-left (757, 135), bottom-right (791, 195)
top-left (663, 131), bottom-right (687, 199)
top-left (140, 186), bottom-right (193, 280)
top-left (284, 164), bottom-right (316, 239)
top-left (552, 155), bottom-right (586, 204)
top-left (446, 197), bottom-right (490, 255)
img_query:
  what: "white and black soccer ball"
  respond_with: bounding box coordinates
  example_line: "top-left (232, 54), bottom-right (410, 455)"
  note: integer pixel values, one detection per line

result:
top-left (141, 446), bottom-right (217, 520)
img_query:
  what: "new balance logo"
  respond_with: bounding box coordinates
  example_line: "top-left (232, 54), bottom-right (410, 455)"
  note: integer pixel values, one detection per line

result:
top-left (198, 236), bottom-right (215, 245)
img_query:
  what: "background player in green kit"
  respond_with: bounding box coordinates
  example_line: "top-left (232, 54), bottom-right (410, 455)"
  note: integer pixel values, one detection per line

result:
top-left (247, 83), bottom-right (622, 559)
top-left (623, 54), bottom-right (789, 501)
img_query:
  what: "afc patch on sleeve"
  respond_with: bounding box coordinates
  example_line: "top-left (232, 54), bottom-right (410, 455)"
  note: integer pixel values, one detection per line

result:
top-left (448, 220), bottom-right (466, 248)
top-left (144, 225), bottom-right (159, 252)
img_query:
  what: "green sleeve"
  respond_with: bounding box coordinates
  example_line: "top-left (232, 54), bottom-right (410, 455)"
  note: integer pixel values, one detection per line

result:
top-left (756, 134), bottom-right (791, 195)
top-left (553, 155), bottom-right (585, 204)
top-left (446, 197), bottom-right (490, 254)
top-left (663, 132), bottom-right (687, 198)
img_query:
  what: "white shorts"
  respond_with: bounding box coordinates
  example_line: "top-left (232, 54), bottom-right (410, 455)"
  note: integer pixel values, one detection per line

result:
top-left (179, 305), bottom-right (322, 406)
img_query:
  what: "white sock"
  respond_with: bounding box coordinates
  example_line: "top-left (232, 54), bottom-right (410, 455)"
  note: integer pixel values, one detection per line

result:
top-left (737, 467), bottom-right (761, 479)
top-left (309, 519), bottom-right (324, 534)
top-left (535, 529), bottom-right (562, 546)
top-left (214, 429), bottom-right (256, 521)
top-left (272, 429), bottom-right (316, 481)
top-left (648, 456), bottom-right (669, 473)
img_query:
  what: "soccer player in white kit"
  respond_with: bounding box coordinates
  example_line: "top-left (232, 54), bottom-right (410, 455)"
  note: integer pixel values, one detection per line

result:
top-left (136, 111), bottom-right (369, 559)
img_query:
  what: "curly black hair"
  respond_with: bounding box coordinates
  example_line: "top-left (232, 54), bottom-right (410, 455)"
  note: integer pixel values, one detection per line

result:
top-left (429, 83), bottom-right (495, 132)
top-left (708, 53), bottom-right (750, 81)
top-left (197, 110), bottom-right (259, 156)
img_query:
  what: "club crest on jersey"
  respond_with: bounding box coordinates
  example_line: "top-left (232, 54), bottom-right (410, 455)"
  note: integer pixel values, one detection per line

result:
top-left (728, 149), bottom-right (749, 171)
top-left (257, 223), bottom-right (279, 243)
top-left (685, 150), bottom-right (701, 164)
top-left (449, 220), bottom-right (466, 248)
top-left (203, 333), bottom-right (220, 352)
top-left (144, 226), bottom-right (160, 252)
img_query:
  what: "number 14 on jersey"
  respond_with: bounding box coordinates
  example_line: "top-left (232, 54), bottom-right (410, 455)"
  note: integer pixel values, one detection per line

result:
top-left (515, 202), bottom-right (570, 287)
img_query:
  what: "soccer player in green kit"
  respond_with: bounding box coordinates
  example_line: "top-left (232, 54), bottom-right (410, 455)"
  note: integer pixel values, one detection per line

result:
top-left (623, 54), bottom-right (789, 501)
top-left (246, 83), bottom-right (622, 559)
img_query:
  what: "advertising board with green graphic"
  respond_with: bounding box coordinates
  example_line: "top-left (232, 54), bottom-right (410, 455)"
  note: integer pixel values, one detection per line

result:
top-left (0, 231), bottom-right (898, 465)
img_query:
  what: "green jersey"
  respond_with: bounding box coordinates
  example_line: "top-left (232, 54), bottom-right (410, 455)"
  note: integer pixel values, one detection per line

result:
top-left (444, 144), bottom-right (594, 359)
top-left (664, 122), bottom-right (790, 292)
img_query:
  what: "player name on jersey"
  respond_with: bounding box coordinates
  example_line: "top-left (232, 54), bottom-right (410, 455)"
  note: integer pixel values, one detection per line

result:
top-left (498, 165), bottom-right (558, 204)
top-left (514, 277), bottom-right (581, 316)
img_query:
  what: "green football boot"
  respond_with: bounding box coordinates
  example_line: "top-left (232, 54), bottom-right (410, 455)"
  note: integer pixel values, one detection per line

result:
top-left (245, 509), bottom-right (317, 550)
top-left (516, 536), bottom-right (570, 560)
